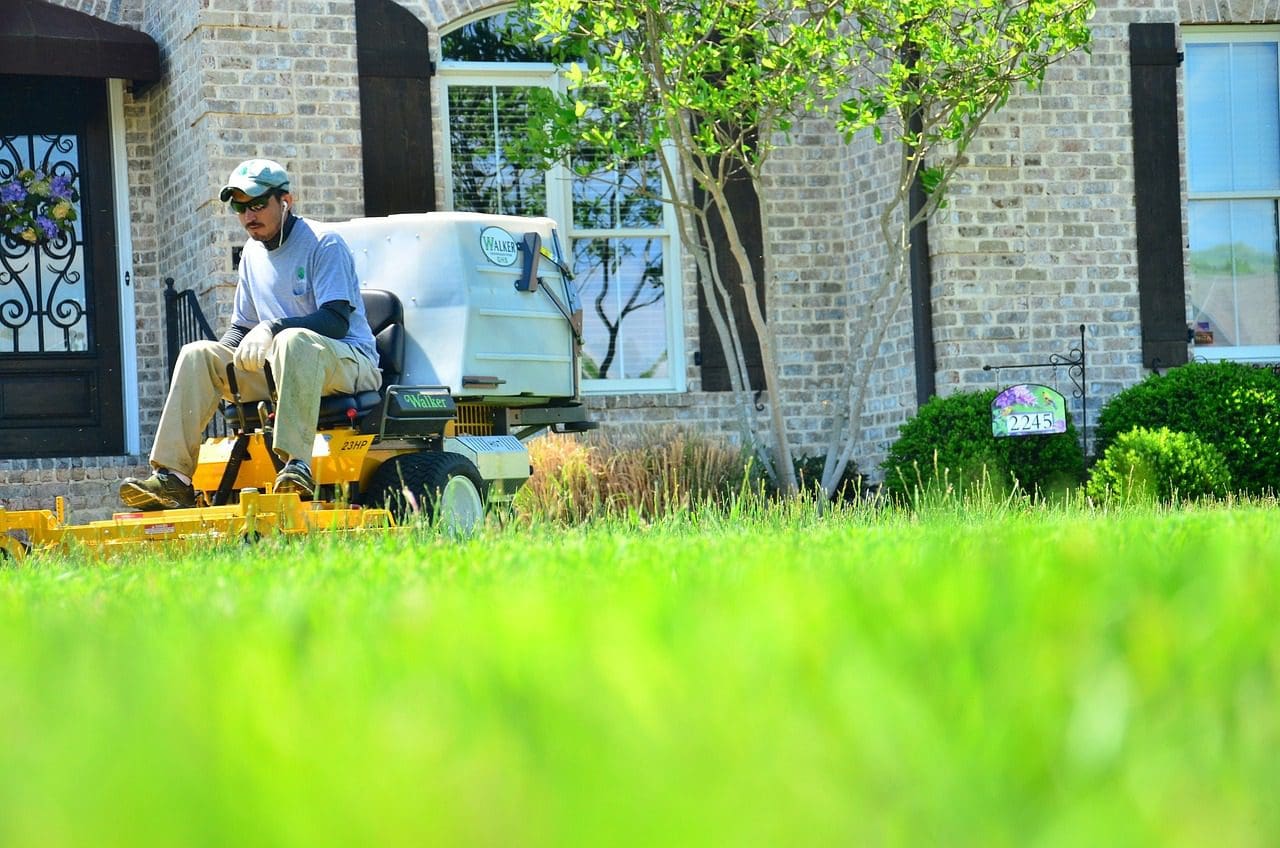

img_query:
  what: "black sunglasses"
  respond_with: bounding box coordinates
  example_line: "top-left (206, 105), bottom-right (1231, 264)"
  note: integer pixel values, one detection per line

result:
top-left (229, 195), bottom-right (273, 214)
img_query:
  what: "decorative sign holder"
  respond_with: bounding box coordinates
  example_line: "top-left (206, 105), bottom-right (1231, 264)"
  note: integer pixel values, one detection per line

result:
top-left (982, 325), bottom-right (1088, 452)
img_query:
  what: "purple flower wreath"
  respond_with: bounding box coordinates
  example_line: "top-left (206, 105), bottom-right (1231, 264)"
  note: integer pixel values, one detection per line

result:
top-left (0, 169), bottom-right (80, 246)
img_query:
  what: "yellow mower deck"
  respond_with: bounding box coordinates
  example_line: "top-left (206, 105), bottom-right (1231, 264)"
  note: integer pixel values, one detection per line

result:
top-left (0, 491), bottom-right (396, 563)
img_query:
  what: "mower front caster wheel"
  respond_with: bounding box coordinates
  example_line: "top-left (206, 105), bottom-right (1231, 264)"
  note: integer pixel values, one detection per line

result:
top-left (364, 451), bottom-right (487, 533)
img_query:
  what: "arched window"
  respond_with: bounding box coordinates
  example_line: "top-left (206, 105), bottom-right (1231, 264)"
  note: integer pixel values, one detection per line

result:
top-left (440, 9), bottom-right (685, 393)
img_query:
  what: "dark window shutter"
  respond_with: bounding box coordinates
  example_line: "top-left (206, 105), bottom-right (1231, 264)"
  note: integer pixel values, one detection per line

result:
top-left (355, 0), bottom-right (435, 216)
top-left (1130, 22), bottom-right (1188, 370)
top-left (694, 159), bottom-right (765, 391)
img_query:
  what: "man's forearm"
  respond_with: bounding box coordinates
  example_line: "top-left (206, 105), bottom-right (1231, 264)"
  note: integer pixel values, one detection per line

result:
top-left (221, 301), bottom-right (353, 348)
top-left (269, 301), bottom-right (352, 340)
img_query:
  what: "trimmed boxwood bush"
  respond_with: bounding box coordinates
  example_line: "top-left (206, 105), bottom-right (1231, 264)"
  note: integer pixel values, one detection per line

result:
top-left (1094, 362), bottom-right (1280, 495)
top-left (882, 389), bottom-right (1086, 501)
top-left (1086, 426), bottom-right (1231, 503)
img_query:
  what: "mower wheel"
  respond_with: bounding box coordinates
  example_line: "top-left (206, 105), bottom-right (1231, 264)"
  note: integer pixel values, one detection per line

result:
top-left (364, 451), bottom-right (487, 533)
top-left (0, 534), bottom-right (29, 564)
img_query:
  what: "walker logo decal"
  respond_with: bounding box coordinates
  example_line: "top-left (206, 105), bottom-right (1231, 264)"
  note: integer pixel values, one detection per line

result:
top-left (402, 392), bottom-right (449, 410)
top-left (479, 226), bottom-right (519, 266)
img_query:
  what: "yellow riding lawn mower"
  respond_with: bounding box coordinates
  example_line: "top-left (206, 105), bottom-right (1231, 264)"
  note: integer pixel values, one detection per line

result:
top-left (0, 212), bottom-right (595, 561)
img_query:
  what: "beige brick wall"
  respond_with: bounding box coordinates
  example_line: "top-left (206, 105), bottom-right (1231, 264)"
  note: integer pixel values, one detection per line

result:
top-left (929, 6), bottom-right (1153, 455)
top-left (44, 0), bottom-right (138, 24)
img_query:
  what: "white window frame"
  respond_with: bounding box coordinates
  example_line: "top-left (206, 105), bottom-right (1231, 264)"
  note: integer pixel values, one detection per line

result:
top-left (438, 62), bottom-right (566, 222)
top-left (438, 20), bottom-right (686, 394)
top-left (564, 151), bottom-right (686, 394)
top-left (1183, 26), bottom-right (1280, 363)
top-left (110, 78), bottom-right (141, 454)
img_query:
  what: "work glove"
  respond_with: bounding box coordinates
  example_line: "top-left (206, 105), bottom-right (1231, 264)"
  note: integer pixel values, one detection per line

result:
top-left (234, 321), bottom-right (275, 373)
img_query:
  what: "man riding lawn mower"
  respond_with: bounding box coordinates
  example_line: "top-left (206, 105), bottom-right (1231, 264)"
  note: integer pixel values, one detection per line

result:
top-left (122, 159), bottom-right (384, 511)
top-left (0, 161), bottom-right (594, 560)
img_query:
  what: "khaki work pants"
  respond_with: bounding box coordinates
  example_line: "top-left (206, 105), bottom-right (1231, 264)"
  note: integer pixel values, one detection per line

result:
top-left (150, 328), bottom-right (381, 477)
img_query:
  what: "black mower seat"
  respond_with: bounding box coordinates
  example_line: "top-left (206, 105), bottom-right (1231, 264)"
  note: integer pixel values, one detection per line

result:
top-left (224, 288), bottom-right (405, 430)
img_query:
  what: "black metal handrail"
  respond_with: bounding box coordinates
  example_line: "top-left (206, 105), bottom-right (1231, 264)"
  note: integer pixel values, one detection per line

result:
top-left (163, 277), bottom-right (217, 378)
top-left (162, 277), bottom-right (226, 438)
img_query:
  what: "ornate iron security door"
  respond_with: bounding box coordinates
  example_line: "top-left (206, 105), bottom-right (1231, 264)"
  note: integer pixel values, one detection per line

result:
top-left (0, 76), bottom-right (123, 457)
top-left (1, 135), bottom-right (89, 353)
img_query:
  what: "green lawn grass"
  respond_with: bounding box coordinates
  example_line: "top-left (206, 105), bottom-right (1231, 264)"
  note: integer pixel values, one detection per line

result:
top-left (1, 504), bottom-right (1277, 846)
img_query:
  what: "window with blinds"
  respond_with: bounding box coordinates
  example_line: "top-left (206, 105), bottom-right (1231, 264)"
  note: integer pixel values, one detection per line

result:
top-left (447, 84), bottom-right (546, 218)
top-left (1185, 29), bottom-right (1280, 359)
top-left (570, 158), bottom-right (670, 380)
top-left (439, 11), bottom-right (685, 393)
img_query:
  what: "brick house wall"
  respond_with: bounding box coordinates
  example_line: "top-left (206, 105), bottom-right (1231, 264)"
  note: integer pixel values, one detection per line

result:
top-left (930, 6), bottom-right (1154, 456)
top-left (2, 0), bottom-right (1267, 519)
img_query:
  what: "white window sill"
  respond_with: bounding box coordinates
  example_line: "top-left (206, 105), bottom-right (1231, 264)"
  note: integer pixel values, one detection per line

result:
top-left (1192, 345), bottom-right (1280, 363)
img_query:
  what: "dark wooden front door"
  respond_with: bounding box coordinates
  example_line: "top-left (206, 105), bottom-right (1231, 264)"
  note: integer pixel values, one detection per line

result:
top-left (0, 76), bottom-right (123, 457)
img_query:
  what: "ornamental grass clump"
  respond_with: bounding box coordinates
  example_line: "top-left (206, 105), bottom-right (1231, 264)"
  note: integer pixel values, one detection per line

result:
top-left (882, 389), bottom-right (1086, 503)
top-left (1086, 426), bottom-right (1232, 504)
top-left (0, 168), bottom-right (79, 246)
top-left (516, 426), bottom-right (760, 522)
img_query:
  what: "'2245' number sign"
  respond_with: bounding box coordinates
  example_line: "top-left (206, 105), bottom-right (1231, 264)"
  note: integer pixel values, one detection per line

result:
top-left (991, 384), bottom-right (1067, 438)
top-left (1004, 411), bottom-right (1057, 434)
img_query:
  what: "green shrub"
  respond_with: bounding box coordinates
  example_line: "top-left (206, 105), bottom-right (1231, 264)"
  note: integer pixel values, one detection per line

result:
top-left (1086, 426), bottom-right (1231, 503)
top-left (882, 389), bottom-right (1086, 502)
top-left (1094, 362), bottom-right (1280, 495)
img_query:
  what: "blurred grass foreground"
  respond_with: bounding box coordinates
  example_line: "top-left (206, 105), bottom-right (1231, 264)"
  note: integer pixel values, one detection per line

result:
top-left (0, 502), bottom-right (1278, 847)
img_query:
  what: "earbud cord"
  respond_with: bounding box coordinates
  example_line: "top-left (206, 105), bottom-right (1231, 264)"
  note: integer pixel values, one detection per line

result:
top-left (271, 204), bottom-right (292, 251)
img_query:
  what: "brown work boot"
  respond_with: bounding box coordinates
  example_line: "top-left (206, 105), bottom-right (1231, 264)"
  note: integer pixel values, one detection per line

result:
top-left (119, 468), bottom-right (196, 511)
top-left (274, 459), bottom-right (315, 500)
